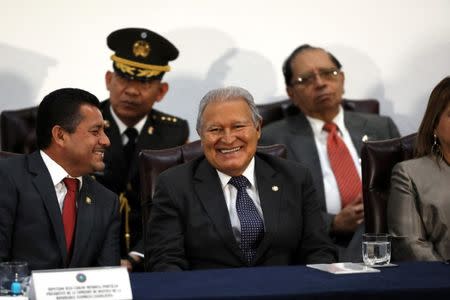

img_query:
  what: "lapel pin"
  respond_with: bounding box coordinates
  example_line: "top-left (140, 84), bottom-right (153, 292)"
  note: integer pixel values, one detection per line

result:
top-left (86, 196), bottom-right (92, 204)
top-left (148, 126), bottom-right (154, 135)
top-left (272, 185), bottom-right (279, 192)
top-left (127, 183), bottom-right (133, 191)
top-left (362, 135), bottom-right (369, 142)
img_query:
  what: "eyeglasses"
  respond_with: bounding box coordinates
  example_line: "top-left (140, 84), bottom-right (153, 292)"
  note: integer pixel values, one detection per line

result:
top-left (292, 68), bottom-right (341, 87)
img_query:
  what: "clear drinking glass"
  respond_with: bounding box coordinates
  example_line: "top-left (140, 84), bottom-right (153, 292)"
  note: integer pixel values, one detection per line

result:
top-left (362, 233), bottom-right (391, 266)
top-left (0, 261), bottom-right (30, 296)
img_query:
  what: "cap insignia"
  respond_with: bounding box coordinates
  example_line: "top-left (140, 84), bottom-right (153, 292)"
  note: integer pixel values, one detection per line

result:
top-left (133, 40), bottom-right (150, 58)
top-left (127, 183), bottom-right (133, 191)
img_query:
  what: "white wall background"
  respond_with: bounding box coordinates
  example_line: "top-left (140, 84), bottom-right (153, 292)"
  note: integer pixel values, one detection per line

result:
top-left (2, 0), bottom-right (449, 140)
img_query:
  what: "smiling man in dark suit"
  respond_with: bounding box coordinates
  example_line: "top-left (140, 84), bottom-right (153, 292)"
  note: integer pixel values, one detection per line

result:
top-left (0, 88), bottom-right (120, 270)
top-left (146, 86), bottom-right (336, 271)
top-left (260, 44), bottom-right (400, 261)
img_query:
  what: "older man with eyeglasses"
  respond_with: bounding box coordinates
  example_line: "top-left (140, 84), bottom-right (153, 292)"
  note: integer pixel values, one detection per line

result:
top-left (260, 44), bottom-right (400, 262)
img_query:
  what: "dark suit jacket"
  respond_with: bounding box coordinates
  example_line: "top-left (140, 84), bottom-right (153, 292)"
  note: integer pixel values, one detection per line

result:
top-left (260, 110), bottom-right (400, 260)
top-left (0, 151), bottom-right (120, 271)
top-left (146, 152), bottom-right (337, 271)
top-left (95, 100), bottom-right (189, 255)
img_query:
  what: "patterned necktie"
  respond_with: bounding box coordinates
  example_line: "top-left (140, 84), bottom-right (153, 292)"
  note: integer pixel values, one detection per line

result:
top-left (323, 123), bottom-right (361, 208)
top-left (123, 127), bottom-right (138, 171)
top-left (229, 176), bottom-right (264, 264)
top-left (62, 178), bottom-right (79, 258)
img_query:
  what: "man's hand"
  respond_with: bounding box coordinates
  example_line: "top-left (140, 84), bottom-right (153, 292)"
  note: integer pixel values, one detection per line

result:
top-left (121, 259), bottom-right (132, 272)
top-left (121, 254), bottom-right (143, 272)
top-left (331, 194), bottom-right (364, 234)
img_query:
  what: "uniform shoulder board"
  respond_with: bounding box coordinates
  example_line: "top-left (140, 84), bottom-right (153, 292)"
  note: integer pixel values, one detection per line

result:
top-left (151, 109), bottom-right (183, 124)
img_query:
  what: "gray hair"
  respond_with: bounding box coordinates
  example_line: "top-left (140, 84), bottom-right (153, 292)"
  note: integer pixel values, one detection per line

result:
top-left (196, 86), bottom-right (262, 133)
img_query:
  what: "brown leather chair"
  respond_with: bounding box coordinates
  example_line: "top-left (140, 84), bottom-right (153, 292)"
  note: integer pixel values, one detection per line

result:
top-left (139, 140), bottom-right (287, 270)
top-left (0, 99), bottom-right (380, 152)
top-left (257, 98), bottom-right (380, 127)
top-left (361, 133), bottom-right (417, 234)
top-left (1, 106), bottom-right (38, 153)
top-left (0, 150), bottom-right (19, 159)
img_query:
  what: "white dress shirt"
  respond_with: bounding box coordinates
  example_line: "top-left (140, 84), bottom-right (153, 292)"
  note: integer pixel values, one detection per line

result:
top-left (40, 150), bottom-right (82, 212)
top-left (216, 157), bottom-right (264, 243)
top-left (305, 106), bottom-right (362, 214)
top-left (109, 105), bottom-right (146, 145)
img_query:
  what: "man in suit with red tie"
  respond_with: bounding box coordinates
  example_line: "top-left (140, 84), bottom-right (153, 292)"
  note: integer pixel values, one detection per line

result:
top-left (0, 88), bottom-right (120, 270)
top-left (146, 86), bottom-right (336, 271)
top-left (260, 45), bottom-right (400, 261)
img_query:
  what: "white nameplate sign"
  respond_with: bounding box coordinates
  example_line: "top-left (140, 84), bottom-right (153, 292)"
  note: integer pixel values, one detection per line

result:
top-left (29, 266), bottom-right (132, 300)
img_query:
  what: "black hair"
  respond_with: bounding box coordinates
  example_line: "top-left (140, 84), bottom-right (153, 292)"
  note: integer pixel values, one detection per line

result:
top-left (36, 88), bottom-right (100, 149)
top-left (282, 44), bottom-right (342, 86)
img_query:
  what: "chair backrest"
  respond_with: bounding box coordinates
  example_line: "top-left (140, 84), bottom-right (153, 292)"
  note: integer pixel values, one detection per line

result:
top-left (361, 133), bottom-right (417, 234)
top-left (0, 150), bottom-right (19, 159)
top-left (257, 98), bottom-right (380, 127)
top-left (139, 140), bottom-right (287, 211)
top-left (1, 99), bottom-right (380, 151)
top-left (1, 106), bottom-right (39, 153)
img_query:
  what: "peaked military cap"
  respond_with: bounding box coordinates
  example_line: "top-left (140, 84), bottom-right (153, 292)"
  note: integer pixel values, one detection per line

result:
top-left (107, 28), bottom-right (179, 81)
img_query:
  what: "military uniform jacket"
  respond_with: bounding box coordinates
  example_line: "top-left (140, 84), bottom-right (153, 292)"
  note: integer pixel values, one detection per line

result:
top-left (96, 100), bottom-right (189, 256)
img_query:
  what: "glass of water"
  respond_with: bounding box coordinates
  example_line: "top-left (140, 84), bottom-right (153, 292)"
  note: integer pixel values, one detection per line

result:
top-left (0, 261), bottom-right (30, 296)
top-left (362, 233), bottom-right (391, 266)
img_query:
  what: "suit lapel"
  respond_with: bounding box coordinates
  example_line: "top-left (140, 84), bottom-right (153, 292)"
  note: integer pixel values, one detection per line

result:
top-left (344, 111), bottom-right (368, 153)
top-left (253, 155), bottom-right (283, 263)
top-left (70, 177), bottom-right (95, 267)
top-left (103, 105), bottom-right (127, 174)
top-left (193, 159), bottom-right (243, 260)
top-left (286, 114), bottom-right (326, 206)
top-left (129, 116), bottom-right (157, 179)
top-left (136, 115), bottom-right (157, 150)
top-left (28, 152), bottom-right (67, 262)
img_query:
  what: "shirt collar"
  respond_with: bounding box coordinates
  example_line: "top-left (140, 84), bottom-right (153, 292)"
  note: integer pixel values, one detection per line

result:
top-left (40, 150), bottom-right (83, 189)
top-left (217, 157), bottom-right (256, 189)
top-left (109, 105), bottom-right (147, 135)
top-left (305, 105), bottom-right (345, 135)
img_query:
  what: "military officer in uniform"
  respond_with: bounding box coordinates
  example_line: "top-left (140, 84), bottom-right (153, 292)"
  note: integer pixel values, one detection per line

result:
top-left (97, 28), bottom-right (189, 271)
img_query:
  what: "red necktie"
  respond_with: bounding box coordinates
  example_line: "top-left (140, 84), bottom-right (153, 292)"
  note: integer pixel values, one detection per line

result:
top-left (62, 178), bottom-right (79, 257)
top-left (323, 123), bottom-right (361, 208)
